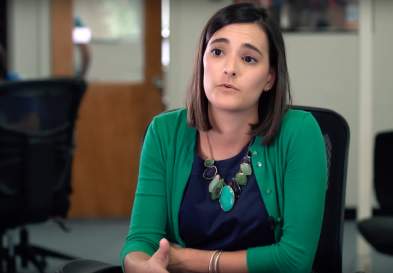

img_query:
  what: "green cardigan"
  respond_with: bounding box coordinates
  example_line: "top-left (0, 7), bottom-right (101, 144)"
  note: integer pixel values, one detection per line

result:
top-left (120, 108), bottom-right (327, 273)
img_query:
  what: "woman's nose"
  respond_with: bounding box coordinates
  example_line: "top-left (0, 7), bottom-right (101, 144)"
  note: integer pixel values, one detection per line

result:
top-left (223, 58), bottom-right (237, 77)
top-left (224, 68), bottom-right (236, 77)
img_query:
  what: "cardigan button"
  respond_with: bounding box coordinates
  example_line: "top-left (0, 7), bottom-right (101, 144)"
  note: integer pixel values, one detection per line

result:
top-left (257, 161), bottom-right (263, 167)
top-left (252, 151), bottom-right (258, 156)
top-left (266, 188), bottom-right (272, 194)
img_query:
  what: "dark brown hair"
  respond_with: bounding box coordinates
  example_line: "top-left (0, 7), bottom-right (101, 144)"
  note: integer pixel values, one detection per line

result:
top-left (186, 3), bottom-right (291, 145)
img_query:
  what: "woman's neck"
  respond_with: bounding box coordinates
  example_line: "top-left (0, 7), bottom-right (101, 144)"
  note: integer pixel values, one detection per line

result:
top-left (209, 106), bottom-right (257, 136)
top-left (198, 107), bottom-right (257, 160)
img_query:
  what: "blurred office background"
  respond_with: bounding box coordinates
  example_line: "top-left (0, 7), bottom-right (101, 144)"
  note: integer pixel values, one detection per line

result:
top-left (1, 0), bottom-right (393, 272)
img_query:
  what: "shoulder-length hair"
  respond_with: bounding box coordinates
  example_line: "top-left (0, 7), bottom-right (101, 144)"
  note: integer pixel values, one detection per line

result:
top-left (186, 3), bottom-right (291, 145)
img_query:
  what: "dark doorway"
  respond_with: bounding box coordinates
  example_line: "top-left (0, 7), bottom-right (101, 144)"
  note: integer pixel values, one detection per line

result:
top-left (0, 0), bottom-right (7, 49)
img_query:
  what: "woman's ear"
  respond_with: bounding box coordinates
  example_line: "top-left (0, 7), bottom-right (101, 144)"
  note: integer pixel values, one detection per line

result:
top-left (264, 69), bottom-right (276, 91)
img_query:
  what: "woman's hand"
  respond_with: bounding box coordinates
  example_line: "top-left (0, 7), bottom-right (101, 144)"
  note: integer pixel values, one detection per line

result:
top-left (124, 239), bottom-right (170, 273)
top-left (167, 242), bottom-right (190, 273)
top-left (147, 239), bottom-right (171, 272)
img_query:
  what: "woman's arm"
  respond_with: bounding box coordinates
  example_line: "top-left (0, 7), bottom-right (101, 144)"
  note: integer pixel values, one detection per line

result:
top-left (169, 246), bottom-right (248, 273)
top-left (247, 113), bottom-right (327, 273)
top-left (124, 252), bottom-right (150, 272)
top-left (120, 118), bottom-right (169, 269)
top-left (124, 240), bottom-right (170, 273)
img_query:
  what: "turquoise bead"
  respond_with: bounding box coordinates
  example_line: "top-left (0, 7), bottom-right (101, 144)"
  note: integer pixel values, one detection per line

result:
top-left (219, 185), bottom-right (235, 212)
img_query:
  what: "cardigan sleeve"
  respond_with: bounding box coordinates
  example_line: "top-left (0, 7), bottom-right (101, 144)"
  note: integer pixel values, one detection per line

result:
top-left (120, 117), bottom-right (168, 267)
top-left (247, 113), bottom-right (328, 273)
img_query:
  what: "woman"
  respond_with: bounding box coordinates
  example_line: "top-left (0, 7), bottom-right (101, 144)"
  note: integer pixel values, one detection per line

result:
top-left (121, 3), bottom-right (327, 273)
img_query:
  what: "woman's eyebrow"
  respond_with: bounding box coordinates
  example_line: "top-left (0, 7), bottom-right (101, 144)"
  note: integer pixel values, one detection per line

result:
top-left (242, 43), bottom-right (263, 56)
top-left (209, 37), bottom-right (229, 45)
top-left (209, 38), bottom-right (263, 56)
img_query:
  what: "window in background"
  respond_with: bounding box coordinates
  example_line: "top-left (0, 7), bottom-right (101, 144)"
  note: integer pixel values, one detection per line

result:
top-left (235, 0), bottom-right (359, 32)
top-left (74, 0), bottom-right (144, 82)
top-left (77, 0), bottom-right (143, 41)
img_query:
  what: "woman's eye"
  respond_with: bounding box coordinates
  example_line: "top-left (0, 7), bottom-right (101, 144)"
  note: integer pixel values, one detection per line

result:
top-left (243, 56), bottom-right (257, 64)
top-left (211, 48), bottom-right (223, 56)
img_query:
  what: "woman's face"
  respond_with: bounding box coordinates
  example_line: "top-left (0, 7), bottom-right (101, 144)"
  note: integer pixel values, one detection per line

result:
top-left (203, 23), bottom-right (275, 114)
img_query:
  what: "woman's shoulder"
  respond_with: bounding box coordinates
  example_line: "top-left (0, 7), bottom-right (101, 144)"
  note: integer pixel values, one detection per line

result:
top-left (154, 107), bottom-right (187, 120)
top-left (149, 107), bottom-right (190, 135)
top-left (279, 108), bottom-right (322, 140)
top-left (151, 108), bottom-right (187, 126)
top-left (282, 108), bottom-right (315, 125)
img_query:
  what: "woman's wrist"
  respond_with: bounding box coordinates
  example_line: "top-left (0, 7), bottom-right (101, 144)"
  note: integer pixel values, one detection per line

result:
top-left (168, 246), bottom-right (185, 272)
top-left (169, 247), bottom-right (213, 273)
top-left (208, 250), bottom-right (222, 273)
top-left (124, 252), bottom-right (150, 273)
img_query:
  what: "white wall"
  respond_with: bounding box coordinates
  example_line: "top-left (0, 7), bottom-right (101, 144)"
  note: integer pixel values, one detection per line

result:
top-left (84, 42), bottom-right (144, 82)
top-left (165, 0), bottom-right (393, 208)
top-left (285, 33), bottom-right (359, 207)
top-left (8, 0), bottom-right (50, 78)
top-left (373, 1), bottom-right (393, 134)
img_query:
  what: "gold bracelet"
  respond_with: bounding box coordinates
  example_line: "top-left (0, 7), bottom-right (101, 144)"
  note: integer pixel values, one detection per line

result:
top-left (213, 251), bottom-right (222, 273)
top-left (208, 250), bottom-right (219, 273)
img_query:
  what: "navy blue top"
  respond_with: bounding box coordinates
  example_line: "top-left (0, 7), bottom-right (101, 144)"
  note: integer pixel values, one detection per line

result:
top-left (179, 144), bottom-right (275, 251)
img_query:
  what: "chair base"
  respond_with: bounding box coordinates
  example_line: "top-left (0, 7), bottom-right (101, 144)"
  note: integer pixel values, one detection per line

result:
top-left (0, 227), bottom-right (77, 273)
top-left (358, 216), bottom-right (393, 255)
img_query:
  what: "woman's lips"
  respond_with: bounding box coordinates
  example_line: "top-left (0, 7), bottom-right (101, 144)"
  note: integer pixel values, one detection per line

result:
top-left (218, 83), bottom-right (239, 91)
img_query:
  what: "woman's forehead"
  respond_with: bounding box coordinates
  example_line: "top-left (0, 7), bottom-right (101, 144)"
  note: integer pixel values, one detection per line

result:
top-left (208, 23), bottom-right (268, 51)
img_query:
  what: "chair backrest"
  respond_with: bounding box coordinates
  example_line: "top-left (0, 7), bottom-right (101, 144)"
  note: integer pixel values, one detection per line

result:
top-left (0, 78), bottom-right (86, 230)
top-left (292, 106), bottom-right (350, 273)
top-left (374, 131), bottom-right (393, 214)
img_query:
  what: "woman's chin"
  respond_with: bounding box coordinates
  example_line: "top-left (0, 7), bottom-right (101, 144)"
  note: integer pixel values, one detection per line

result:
top-left (209, 102), bottom-right (253, 113)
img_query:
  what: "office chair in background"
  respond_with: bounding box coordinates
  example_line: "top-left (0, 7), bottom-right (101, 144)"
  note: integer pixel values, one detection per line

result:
top-left (292, 106), bottom-right (350, 273)
top-left (0, 78), bottom-right (87, 273)
top-left (358, 131), bottom-right (393, 255)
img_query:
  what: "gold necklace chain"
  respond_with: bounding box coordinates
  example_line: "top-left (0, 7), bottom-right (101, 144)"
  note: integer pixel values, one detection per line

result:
top-left (205, 131), bottom-right (215, 161)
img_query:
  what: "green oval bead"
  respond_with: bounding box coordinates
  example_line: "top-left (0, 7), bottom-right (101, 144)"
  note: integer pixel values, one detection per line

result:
top-left (211, 186), bottom-right (221, 200)
top-left (240, 162), bottom-right (252, 175)
top-left (235, 172), bottom-right (247, 186)
top-left (210, 190), bottom-right (219, 200)
top-left (208, 175), bottom-right (221, 193)
top-left (219, 185), bottom-right (235, 212)
top-left (204, 159), bottom-right (215, 167)
top-left (210, 178), bottom-right (224, 200)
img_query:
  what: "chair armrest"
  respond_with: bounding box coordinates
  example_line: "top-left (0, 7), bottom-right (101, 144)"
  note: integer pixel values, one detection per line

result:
top-left (58, 259), bottom-right (121, 273)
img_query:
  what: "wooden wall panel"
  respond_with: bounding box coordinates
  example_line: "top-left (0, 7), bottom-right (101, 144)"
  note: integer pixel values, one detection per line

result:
top-left (70, 84), bottom-right (154, 217)
top-left (51, 0), bottom-right (73, 76)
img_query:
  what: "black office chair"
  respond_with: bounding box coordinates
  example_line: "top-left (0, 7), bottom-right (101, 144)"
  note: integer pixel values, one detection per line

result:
top-left (0, 78), bottom-right (87, 273)
top-left (292, 106), bottom-right (350, 273)
top-left (358, 131), bottom-right (393, 255)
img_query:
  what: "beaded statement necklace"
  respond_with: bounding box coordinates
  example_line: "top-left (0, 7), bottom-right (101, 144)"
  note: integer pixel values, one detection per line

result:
top-left (202, 133), bottom-right (253, 212)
